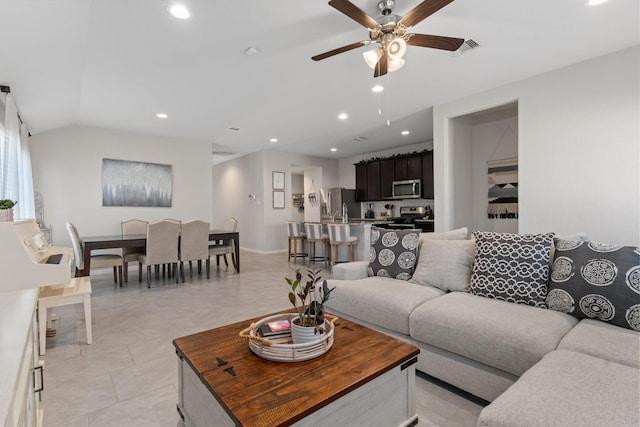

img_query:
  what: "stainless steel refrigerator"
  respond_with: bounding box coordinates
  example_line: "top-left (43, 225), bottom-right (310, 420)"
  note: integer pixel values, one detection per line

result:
top-left (320, 188), bottom-right (360, 221)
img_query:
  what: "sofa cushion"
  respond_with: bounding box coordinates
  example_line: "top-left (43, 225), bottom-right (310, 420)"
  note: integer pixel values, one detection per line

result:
top-left (557, 318), bottom-right (640, 368)
top-left (419, 227), bottom-right (468, 245)
top-left (324, 277), bottom-right (444, 335)
top-left (409, 292), bottom-right (578, 376)
top-left (368, 226), bottom-right (420, 280)
top-left (468, 231), bottom-right (554, 308)
top-left (477, 350), bottom-right (640, 427)
top-left (410, 239), bottom-right (475, 292)
top-left (546, 239), bottom-right (640, 331)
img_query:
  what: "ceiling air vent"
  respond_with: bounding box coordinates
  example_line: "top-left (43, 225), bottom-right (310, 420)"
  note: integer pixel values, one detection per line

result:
top-left (451, 39), bottom-right (480, 57)
top-left (352, 136), bottom-right (367, 141)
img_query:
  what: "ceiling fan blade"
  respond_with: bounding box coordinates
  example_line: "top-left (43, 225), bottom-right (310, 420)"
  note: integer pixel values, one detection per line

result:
top-left (399, 0), bottom-right (455, 29)
top-left (328, 0), bottom-right (380, 30)
top-left (374, 54), bottom-right (388, 78)
top-left (406, 34), bottom-right (464, 51)
top-left (312, 41), bottom-right (368, 61)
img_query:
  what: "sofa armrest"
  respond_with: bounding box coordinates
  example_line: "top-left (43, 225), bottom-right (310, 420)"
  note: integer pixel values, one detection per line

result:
top-left (331, 261), bottom-right (369, 280)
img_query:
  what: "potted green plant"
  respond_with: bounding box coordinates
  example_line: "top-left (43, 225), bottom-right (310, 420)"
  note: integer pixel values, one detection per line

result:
top-left (285, 267), bottom-right (335, 343)
top-left (0, 199), bottom-right (17, 222)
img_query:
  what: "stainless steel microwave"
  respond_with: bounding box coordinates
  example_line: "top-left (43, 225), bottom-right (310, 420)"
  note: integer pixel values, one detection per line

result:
top-left (392, 179), bottom-right (422, 199)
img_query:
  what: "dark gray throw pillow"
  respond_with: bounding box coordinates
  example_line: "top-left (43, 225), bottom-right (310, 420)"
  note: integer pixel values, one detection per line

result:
top-left (546, 239), bottom-right (640, 331)
top-left (468, 231), bottom-right (554, 308)
top-left (368, 226), bottom-right (420, 280)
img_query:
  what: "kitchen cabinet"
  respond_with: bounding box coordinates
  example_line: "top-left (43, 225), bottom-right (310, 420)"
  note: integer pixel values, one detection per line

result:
top-left (421, 151), bottom-right (434, 199)
top-left (366, 161), bottom-right (381, 201)
top-left (394, 157), bottom-right (408, 180)
top-left (355, 150), bottom-right (434, 201)
top-left (408, 155), bottom-right (422, 180)
top-left (393, 155), bottom-right (421, 181)
top-left (355, 163), bottom-right (368, 202)
top-left (380, 159), bottom-right (395, 199)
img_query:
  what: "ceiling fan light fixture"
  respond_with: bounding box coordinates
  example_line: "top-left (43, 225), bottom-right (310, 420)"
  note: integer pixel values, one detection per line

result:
top-left (388, 57), bottom-right (405, 72)
top-left (387, 37), bottom-right (407, 60)
top-left (363, 47), bottom-right (383, 69)
top-left (168, 4), bottom-right (190, 19)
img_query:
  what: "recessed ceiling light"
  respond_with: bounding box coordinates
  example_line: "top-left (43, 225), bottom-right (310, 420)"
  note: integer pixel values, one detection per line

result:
top-left (169, 4), bottom-right (190, 19)
top-left (245, 47), bottom-right (259, 56)
top-left (330, 148), bottom-right (337, 152)
top-left (372, 85), bottom-right (384, 93)
top-left (401, 130), bottom-right (410, 135)
top-left (270, 138), bottom-right (278, 143)
top-left (586, 0), bottom-right (608, 4)
top-left (156, 113), bottom-right (168, 119)
top-left (337, 113), bottom-right (348, 120)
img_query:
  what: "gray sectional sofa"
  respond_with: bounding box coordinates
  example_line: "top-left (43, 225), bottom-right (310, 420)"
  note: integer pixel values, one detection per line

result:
top-left (325, 228), bottom-right (640, 427)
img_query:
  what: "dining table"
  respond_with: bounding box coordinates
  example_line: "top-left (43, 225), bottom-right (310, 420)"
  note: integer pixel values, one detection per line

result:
top-left (80, 230), bottom-right (240, 276)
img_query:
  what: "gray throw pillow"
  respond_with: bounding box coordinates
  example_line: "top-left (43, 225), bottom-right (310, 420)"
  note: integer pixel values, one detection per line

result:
top-left (410, 240), bottom-right (475, 292)
top-left (468, 231), bottom-right (555, 308)
top-left (546, 239), bottom-right (640, 331)
top-left (368, 226), bottom-right (420, 280)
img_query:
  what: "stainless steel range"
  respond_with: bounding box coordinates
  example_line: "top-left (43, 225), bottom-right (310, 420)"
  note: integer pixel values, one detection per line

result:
top-left (391, 206), bottom-right (434, 232)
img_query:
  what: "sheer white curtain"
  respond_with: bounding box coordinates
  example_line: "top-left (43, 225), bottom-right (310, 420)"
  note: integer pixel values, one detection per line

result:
top-left (1, 93), bottom-right (35, 219)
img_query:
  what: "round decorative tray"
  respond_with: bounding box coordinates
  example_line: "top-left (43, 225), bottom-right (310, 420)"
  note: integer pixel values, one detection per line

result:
top-left (239, 313), bottom-right (338, 362)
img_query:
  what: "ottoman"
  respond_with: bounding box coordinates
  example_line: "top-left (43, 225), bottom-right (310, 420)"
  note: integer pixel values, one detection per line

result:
top-left (477, 350), bottom-right (640, 427)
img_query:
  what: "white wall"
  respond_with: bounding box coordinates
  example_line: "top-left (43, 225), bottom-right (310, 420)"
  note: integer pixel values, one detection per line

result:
top-left (212, 149), bottom-right (339, 252)
top-left (435, 46), bottom-right (639, 245)
top-left (30, 125), bottom-right (213, 246)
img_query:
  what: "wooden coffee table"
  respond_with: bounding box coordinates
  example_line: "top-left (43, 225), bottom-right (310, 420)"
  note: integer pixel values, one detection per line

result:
top-left (173, 312), bottom-right (420, 427)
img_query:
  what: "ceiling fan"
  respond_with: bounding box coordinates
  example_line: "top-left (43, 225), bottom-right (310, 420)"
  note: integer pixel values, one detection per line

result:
top-left (312, 0), bottom-right (464, 78)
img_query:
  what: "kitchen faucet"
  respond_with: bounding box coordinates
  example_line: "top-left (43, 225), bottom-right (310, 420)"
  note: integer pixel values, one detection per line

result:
top-left (331, 210), bottom-right (341, 223)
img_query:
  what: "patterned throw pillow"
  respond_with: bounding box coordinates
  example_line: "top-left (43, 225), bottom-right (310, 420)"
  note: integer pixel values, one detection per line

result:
top-left (368, 226), bottom-right (420, 280)
top-left (546, 240), bottom-right (640, 331)
top-left (468, 231), bottom-right (555, 308)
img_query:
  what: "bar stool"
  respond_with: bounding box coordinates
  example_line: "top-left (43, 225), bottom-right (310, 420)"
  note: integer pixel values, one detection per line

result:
top-left (327, 223), bottom-right (358, 266)
top-left (304, 222), bottom-right (330, 268)
top-left (287, 221), bottom-right (308, 263)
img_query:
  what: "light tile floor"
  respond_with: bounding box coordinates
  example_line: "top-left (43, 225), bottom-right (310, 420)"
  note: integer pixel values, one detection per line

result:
top-left (41, 251), bottom-right (484, 426)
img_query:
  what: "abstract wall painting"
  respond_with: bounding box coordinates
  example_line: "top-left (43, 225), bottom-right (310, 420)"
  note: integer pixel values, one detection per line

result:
top-left (102, 159), bottom-right (172, 207)
top-left (487, 158), bottom-right (518, 219)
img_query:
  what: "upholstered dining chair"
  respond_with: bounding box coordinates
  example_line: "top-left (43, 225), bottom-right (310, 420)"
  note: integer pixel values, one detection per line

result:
top-left (209, 217), bottom-right (238, 269)
top-left (138, 220), bottom-right (181, 287)
top-left (121, 219), bottom-right (148, 283)
top-left (327, 223), bottom-right (358, 266)
top-left (287, 221), bottom-right (307, 263)
top-left (66, 222), bottom-right (123, 285)
top-left (179, 220), bottom-right (211, 281)
top-left (304, 222), bottom-right (330, 268)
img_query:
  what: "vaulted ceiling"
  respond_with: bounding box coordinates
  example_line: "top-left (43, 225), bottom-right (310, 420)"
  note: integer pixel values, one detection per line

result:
top-left (0, 0), bottom-right (637, 162)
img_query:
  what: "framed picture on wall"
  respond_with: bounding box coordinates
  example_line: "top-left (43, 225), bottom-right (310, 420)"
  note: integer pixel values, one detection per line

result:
top-left (273, 190), bottom-right (285, 209)
top-left (272, 171), bottom-right (285, 190)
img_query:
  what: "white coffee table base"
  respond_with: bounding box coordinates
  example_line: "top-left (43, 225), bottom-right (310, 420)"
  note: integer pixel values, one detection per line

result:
top-left (38, 277), bottom-right (92, 355)
top-left (177, 355), bottom-right (418, 427)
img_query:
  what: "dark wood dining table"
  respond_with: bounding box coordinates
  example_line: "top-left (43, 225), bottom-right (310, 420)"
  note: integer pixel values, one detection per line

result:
top-left (81, 230), bottom-right (240, 276)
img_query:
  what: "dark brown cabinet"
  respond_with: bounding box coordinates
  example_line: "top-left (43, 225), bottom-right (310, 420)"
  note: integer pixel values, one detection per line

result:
top-left (366, 161), bottom-right (381, 201)
top-left (380, 159), bottom-right (395, 199)
top-left (408, 155), bottom-right (422, 180)
top-left (355, 150), bottom-right (434, 201)
top-left (394, 157), bottom-right (408, 181)
top-left (355, 163), bottom-right (368, 202)
top-left (421, 151), bottom-right (434, 199)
